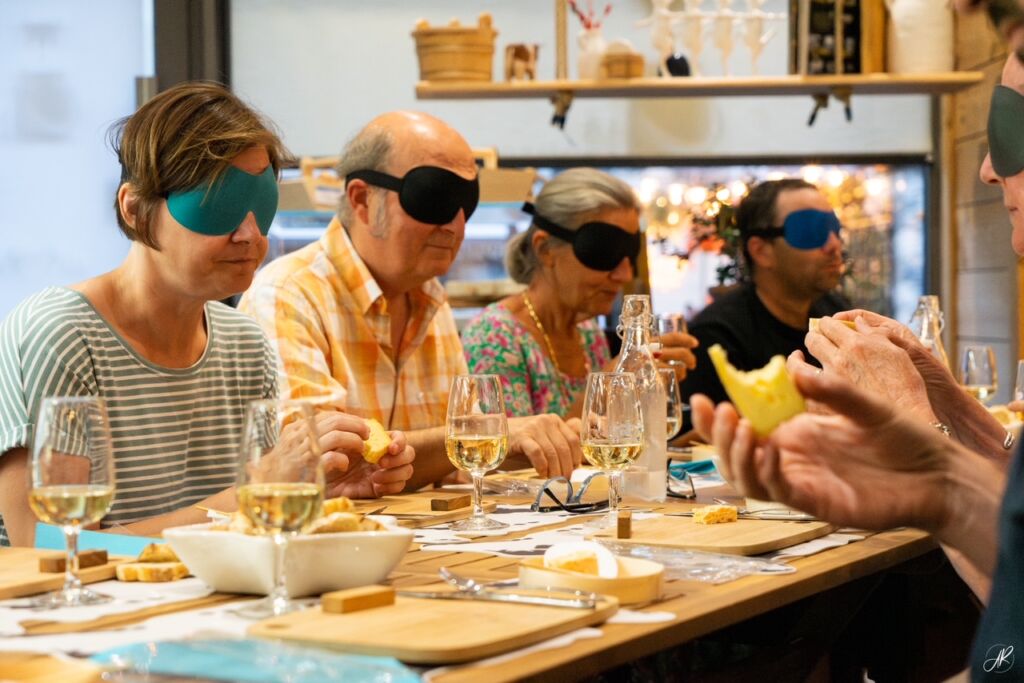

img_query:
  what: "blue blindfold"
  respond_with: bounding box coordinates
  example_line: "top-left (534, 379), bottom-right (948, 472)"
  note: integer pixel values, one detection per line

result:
top-left (745, 209), bottom-right (842, 250)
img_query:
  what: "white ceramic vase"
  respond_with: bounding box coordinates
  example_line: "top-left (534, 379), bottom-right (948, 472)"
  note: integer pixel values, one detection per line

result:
top-left (577, 27), bottom-right (607, 80)
top-left (885, 0), bottom-right (954, 73)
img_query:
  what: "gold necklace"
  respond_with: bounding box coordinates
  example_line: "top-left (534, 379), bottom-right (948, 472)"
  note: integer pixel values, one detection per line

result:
top-left (522, 293), bottom-right (591, 378)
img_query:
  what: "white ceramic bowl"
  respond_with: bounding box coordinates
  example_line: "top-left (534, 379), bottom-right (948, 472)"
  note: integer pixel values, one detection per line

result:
top-left (163, 517), bottom-right (412, 598)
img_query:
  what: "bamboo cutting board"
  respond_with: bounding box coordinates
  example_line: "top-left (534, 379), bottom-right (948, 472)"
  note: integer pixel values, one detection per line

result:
top-left (249, 592), bottom-right (619, 663)
top-left (0, 547), bottom-right (127, 600)
top-left (352, 496), bottom-right (496, 528)
top-left (589, 516), bottom-right (835, 556)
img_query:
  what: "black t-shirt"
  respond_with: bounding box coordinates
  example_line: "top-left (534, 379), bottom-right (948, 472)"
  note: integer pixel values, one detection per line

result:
top-left (680, 282), bottom-right (849, 406)
top-left (970, 446), bottom-right (1024, 680)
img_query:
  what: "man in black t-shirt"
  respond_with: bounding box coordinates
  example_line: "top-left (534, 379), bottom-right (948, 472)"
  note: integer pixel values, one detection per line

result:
top-left (681, 178), bottom-right (849, 405)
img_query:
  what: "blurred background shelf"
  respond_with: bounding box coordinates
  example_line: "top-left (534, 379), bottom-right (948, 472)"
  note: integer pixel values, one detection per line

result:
top-left (415, 72), bottom-right (984, 100)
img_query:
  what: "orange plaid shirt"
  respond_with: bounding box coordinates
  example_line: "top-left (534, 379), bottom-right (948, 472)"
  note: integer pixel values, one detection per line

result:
top-left (238, 218), bottom-right (466, 430)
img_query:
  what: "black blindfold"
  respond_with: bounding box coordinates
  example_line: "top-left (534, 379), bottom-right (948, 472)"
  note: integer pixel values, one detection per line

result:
top-left (523, 202), bottom-right (640, 272)
top-left (346, 165), bottom-right (479, 225)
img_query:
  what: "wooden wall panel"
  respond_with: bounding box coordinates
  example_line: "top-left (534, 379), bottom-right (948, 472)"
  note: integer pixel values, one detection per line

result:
top-left (956, 270), bottom-right (1017, 337)
top-left (956, 10), bottom-right (1005, 70)
top-left (958, 200), bottom-right (1015, 270)
top-left (955, 136), bottom-right (1002, 205)
top-left (954, 60), bottom-right (1002, 141)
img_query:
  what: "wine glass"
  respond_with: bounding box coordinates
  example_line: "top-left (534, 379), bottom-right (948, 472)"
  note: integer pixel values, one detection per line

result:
top-left (1013, 360), bottom-right (1024, 405)
top-left (652, 313), bottom-right (688, 365)
top-left (659, 368), bottom-right (684, 440)
top-left (445, 375), bottom-right (509, 531)
top-left (959, 345), bottom-right (998, 405)
top-left (580, 372), bottom-right (644, 527)
top-left (28, 396), bottom-right (116, 608)
top-left (234, 399), bottom-right (325, 618)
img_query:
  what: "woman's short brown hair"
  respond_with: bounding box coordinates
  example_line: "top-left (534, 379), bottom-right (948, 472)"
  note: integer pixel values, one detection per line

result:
top-left (108, 81), bottom-right (289, 249)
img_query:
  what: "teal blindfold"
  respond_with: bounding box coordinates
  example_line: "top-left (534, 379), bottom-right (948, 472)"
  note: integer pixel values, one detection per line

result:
top-left (988, 85), bottom-right (1024, 179)
top-left (166, 165), bottom-right (278, 236)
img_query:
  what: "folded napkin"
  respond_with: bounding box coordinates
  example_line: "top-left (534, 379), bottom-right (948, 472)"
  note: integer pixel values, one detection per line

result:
top-left (91, 639), bottom-right (420, 683)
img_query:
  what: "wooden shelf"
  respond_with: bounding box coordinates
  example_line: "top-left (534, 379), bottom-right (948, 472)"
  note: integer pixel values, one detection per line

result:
top-left (416, 72), bottom-right (984, 100)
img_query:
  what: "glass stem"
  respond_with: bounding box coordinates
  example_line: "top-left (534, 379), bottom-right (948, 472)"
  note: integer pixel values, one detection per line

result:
top-left (471, 471), bottom-right (485, 519)
top-left (608, 470), bottom-right (623, 517)
top-left (62, 524), bottom-right (82, 597)
top-left (270, 531), bottom-right (289, 614)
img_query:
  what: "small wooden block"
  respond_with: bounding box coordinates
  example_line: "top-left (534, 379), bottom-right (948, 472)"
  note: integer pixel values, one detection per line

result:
top-left (617, 510), bottom-right (632, 539)
top-left (322, 585), bottom-right (396, 614)
top-left (430, 494), bottom-right (471, 511)
top-left (39, 549), bottom-right (108, 573)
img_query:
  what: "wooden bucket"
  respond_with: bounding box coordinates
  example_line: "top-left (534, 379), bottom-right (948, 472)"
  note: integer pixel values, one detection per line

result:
top-left (412, 13), bottom-right (497, 82)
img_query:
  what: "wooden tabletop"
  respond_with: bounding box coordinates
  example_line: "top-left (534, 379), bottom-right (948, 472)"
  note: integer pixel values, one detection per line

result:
top-left (1, 487), bottom-right (936, 682)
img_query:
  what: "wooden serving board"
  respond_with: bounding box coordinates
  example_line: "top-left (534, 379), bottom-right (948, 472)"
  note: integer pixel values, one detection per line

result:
top-left (353, 496), bottom-right (496, 528)
top-left (590, 516), bottom-right (835, 556)
top-left (249, 591), bottom-right (619, 663)
top-left (0, 547), bottom-right (127, 600)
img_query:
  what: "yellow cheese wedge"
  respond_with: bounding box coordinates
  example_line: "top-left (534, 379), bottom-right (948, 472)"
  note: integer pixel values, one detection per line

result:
top-left (362, 418), bottom-right (392, 464)
top-left (708, 344), bottom-right (806, 437)
top-left (808, 317), bottom-right (857, 332)
top-left (692, 504), bottom-right (738, 524)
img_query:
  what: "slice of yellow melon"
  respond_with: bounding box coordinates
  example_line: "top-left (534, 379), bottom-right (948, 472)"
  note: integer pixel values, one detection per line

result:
top-left (708, 344), bottom-right (806, 437)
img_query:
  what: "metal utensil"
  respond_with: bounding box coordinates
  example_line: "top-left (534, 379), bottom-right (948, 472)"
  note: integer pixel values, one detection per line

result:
top-left (396, 588), bottom-right (596, 609)
top-left (438, 567), bottom-right (594, 599)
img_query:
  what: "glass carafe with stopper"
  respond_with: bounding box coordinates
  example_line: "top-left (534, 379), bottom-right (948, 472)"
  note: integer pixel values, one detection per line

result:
top-left (615, 294), bottom-right (667, 501)
top-left (908, 295), bottom-right (950, 369)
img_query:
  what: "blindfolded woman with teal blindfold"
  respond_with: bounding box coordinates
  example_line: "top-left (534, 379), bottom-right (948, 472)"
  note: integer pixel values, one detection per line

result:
top-left (461, 168), bottom-right (698, 419)
top-left (0, 82), bottom-right (414, 547)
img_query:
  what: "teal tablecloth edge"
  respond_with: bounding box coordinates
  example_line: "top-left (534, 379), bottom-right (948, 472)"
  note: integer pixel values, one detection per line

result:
top-left (90, 639), bottom-right (421, 683)
top-left (34, 522), bottom-right (161, 555)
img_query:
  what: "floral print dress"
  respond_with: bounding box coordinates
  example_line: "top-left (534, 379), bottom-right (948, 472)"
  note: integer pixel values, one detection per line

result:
top-left (461, 302), bottom-right (611, 418)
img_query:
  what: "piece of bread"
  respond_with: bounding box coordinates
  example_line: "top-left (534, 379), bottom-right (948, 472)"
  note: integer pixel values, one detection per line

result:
top-left (306, 511), bottom-right (362, 534)
top-left (116, 561), bottom-right (190, 582)
top-left (322, 496), bottom-right (355, 515)
top-left (693, 504), bottom-right (738, 525)
top-left (362, 419), bottom-right (392, 464)
top-left (137, 543), bottom-right (180, 563)
top-left (989, 405), bottom-right (1017, 426)
top-left (545, 550), bottom-right (600, 575)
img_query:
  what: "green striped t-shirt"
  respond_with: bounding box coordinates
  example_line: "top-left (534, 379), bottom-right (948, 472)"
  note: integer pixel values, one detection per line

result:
top-left (0, 287), bottom-right (277, 545)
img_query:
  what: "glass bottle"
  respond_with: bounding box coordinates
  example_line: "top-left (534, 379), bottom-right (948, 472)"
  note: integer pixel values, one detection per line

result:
top-left (907, 294), bottom-right (950, 369)
top-left (615, 295), bottom-right (667, 501)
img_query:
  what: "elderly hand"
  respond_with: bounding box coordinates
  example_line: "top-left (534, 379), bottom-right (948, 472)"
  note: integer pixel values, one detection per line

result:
top-left (316, 412), bottom-right (415, 498)
top-left (690, 370), bottom-right (955, 532)
top-left (654, 331), bottom-right (699, 381)
top-left (806, 315), bottom-right (936, 423)
top-left (508, 414), bottom-right (583, 479)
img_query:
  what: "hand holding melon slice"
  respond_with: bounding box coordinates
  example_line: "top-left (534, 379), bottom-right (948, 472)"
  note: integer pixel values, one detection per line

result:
top-left (708, 344), bottom-right (806, 437)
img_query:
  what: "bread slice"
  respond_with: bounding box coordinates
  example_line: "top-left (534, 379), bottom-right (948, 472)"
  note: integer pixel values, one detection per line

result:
top-left (321, 496), bottom-right (355, 515)
top-left (116, 561), bottom-right (189, 582)
top-left (306, 511), bottom-right (362, 534)
top-left (362, 419), bottom-right (392, 464)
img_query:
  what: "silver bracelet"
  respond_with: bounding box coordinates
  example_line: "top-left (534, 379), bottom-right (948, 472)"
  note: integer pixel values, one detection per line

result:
top-left (1004, 430), bottom-right (1016, 451)
top-left (931, 421), bottom-right (952, 438)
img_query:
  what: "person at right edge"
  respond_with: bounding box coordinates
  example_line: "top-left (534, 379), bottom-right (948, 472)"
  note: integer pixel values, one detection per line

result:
top-left (679, 178), bottom-right (849, 409)
top-left (692, 4), bottom-right (1024, 673)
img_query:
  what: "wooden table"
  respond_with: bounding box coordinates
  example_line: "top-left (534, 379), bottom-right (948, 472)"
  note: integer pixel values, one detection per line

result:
top-left (1, 488), bottom-right (938, 683)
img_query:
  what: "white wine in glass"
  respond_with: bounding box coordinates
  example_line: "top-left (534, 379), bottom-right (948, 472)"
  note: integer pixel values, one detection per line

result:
top-left (28, 396), bottom-right (116, 608)
top-left (445, 375), bottom-right (509, 531)
top-left (659, 368), bottom-right (684, 439)
top-left (234, 399), bottom-right (324, 618)
top-left (960, 345), bottom-right (998, 405)
top-left (581, 372), bottom-right (643, 527)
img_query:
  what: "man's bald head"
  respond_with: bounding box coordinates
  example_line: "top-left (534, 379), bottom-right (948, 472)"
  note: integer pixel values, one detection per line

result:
top-left (335, 111), bottom-right (475, 230)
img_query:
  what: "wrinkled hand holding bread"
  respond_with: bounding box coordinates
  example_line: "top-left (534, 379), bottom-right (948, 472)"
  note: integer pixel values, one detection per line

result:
top-left (209, 496), bottom-right (384, 535)
top-left (116, 543), bottom-right (190, 582)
